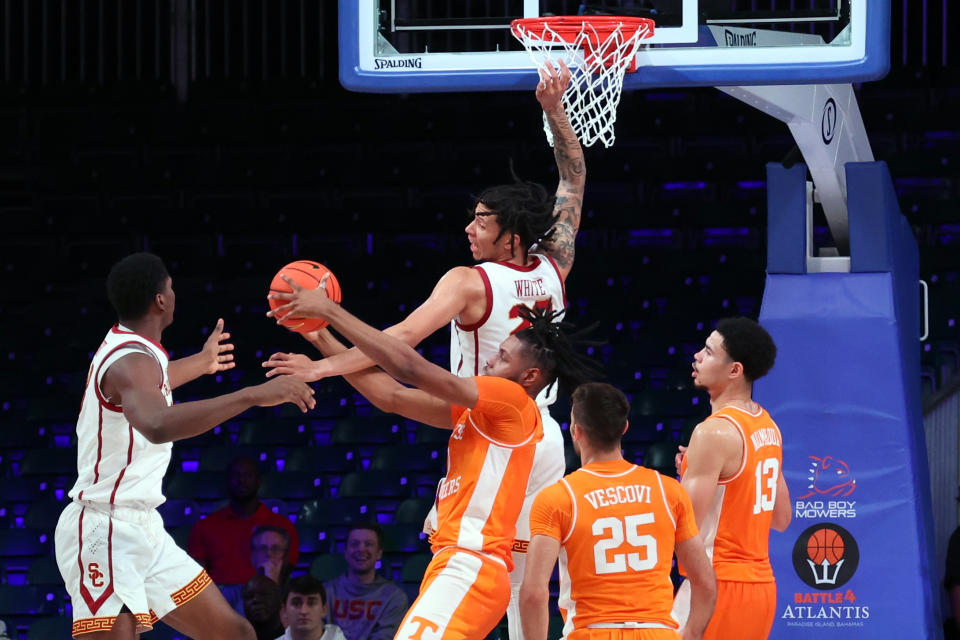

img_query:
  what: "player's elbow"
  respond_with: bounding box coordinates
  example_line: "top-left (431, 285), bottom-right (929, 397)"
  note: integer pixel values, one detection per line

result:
top-left (133, 421), bottom-right (167, 445)
top-left (391, 352), bottom-right (429, 388)
top-left (519, 581), bottom-right (549, 611)
top-left (385, 323), bottom-right (421, 347)
top-left (370, 387), bottom-right (400, 415)
top-left (689, 564), bottom-right (718, 605)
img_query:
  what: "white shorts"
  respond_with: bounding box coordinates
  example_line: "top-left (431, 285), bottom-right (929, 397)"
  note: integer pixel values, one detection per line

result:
top-left (510, 408), bottom-right (565, 585)
top-left (55, 500), bottom-right (211, 637)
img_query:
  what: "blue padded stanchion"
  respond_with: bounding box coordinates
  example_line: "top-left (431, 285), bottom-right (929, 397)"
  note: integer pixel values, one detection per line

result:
top-left (760, 162), bottom-right (940, 639)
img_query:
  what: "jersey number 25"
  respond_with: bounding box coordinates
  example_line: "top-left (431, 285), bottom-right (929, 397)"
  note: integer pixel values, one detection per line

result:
top-left (592, 514), bottom-right (658, 575)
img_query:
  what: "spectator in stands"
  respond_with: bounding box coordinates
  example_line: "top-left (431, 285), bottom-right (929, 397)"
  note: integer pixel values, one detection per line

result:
top-left (243, 574), bottom-right (286, 640)
top-left (251, 525), bottom-right (295, 584)
top-left (323, 523), bottom-right (408, 640)
top-left (188, 456), bottom-right (299, 611)
top-left (277, 576), bottom-right (347, 640)
top-left (0, 618), bottom-right (10, 640)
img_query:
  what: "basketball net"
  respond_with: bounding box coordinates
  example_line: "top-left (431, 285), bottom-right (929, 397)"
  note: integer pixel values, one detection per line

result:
top-left (511, 17), bottom-right (654, 148)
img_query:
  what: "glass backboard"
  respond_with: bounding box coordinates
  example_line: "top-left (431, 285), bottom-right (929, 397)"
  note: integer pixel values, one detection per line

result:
top-left (339, 0), bottom-right (889, 92)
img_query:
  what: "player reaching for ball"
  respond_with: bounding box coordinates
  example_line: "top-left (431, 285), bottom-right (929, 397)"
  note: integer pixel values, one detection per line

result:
top-left (262, 60), bottom-right (582, 640)
top-left (267, 260), bottom-right (342, 333)
top-left (671, 317), bottom-right (791, 640)
top-left (265, 279), bottom-right (598, 640)
top-left (54, 253), bottom-right (315, 640)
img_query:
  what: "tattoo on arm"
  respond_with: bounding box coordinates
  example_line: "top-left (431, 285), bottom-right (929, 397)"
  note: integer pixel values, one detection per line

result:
top-left (543, 107), bottom-right (585, 269)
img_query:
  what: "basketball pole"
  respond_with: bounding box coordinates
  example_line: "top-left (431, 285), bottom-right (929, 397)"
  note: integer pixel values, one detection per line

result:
top-left (720, 83), bottom-right (942, 637)
top-left (718, 82), bottom-right (872, 257)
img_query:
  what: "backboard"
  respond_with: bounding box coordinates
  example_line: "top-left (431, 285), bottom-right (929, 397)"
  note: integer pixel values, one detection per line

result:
top-left (339, 1), bottom-right (889, 92)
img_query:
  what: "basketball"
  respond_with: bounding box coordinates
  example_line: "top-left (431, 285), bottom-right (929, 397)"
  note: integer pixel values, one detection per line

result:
top-left (268, 260), bottom-right (342, 333)
top-left (806, 527), bottom-right (845, 565)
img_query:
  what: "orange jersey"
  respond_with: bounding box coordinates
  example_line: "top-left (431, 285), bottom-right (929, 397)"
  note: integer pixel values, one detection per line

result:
top-left (680, 404), bottom-right (784, 582)
top-left (529, 460), bottom-right (698, 632)
top-left (431, 376), bottom-right (543, 570)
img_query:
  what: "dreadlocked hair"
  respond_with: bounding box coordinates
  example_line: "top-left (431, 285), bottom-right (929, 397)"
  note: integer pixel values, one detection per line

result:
top-left (472, 167), bottom-right (558, 252)
top-left (514, 305), bottom-right (603, 397)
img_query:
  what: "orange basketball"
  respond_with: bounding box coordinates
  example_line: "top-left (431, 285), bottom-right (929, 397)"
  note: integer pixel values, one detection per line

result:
top-left (268, 260), bottom-right (342, 333)
top-left (806, 527), bottom-right (845, 565)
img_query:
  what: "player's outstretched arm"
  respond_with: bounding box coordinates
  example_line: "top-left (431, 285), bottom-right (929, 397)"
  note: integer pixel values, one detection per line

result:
top-left (103, 353), bottom-right (315, 444)
top-left (680, 419), bottom-right (741, 528)
top-left (268, 275), bottom-right (480, 410)
top-left (264, 267), bottom-right (482, 382)
top-left (519, 534), bottom-right (561, 640)
top-left (675, 533), bottom-right (717, 640)
top-left (537, 59), bottom-right (584, 282)
top-left (265, 331), bottom-right (454, 430)
top-left (167, 318), bottom-right (235, 389)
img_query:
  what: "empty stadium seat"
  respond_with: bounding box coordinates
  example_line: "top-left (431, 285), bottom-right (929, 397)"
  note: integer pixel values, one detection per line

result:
top-left (309, 554), bottom-right (348, 582)
top-left (0, 530), bottom-right (50, 557)
top-left (28, 616), bottom-right (73, 640)
top-left (297, 499), bottom-right (373, 527)
top-left (23, 500), bottom-right (67, 529)
top-left (394, 498), bottom-right (435, 527)
top-left (0, 585), bottom-right (60, 616)
top-left (336, 471), bottom-right (410, 500)
top-left (259, 471), bottom-right (323, 501)
top-left (381, 525), bottom-right (429, 554)
top-left (401, 553), bottom-right (432, 585)
top-left (156, 499), bottom-right (202, 528)
top-left (26, 556), bottom-right (63, 587)
top-left (164, 472), bottom-right (225, 501)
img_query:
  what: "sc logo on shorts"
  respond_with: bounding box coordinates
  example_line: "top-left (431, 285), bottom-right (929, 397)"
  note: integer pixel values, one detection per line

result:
top-left (88, 563), bottom-right (105, 588)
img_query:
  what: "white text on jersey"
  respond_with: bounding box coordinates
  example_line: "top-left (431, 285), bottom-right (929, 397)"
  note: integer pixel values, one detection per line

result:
top-left (514, 278), bottom-right (547, 298)
top-left (750, 427), bottom-right (782, 451)
top-left (438, 475), bottom-right (461, 500)
top-left (583, 484), bottom-right (652, 510)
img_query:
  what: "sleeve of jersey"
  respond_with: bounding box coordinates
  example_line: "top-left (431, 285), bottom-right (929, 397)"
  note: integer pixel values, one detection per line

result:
top-left (470, 376), bottom-right (535, 445)
top-left (528, 483), bottom-right (571, 542)
top-left (671, 481), bottom-right (699, 543)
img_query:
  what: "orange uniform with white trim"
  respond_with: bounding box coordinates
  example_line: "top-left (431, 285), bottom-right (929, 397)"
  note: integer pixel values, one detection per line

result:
top-left (429, 376), bottom-right (544, 569)
top-left (396, 376), bottom-right (543, 640)
top-left (672, 404), bottom-right (784, 640)
top-left (530, 460), bottom-right (698, 637)
top-left (680, 405), bottom-right (783, 582)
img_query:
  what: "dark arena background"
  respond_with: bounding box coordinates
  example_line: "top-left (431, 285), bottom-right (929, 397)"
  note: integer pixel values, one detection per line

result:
top-left (0, 2), bottom-right (958, 639)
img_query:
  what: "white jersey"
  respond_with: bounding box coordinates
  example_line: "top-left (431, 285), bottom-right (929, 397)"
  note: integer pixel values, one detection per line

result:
top-left (68, 324), bottom-right (173, 510)
top-left (449, 253), bottom-right (566, 408)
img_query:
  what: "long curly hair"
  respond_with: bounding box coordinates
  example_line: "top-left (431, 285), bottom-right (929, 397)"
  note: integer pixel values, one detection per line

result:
top-left (513, 305), bottom-right (602, 396)
top-left (471, 172), bottom-right (558, 254)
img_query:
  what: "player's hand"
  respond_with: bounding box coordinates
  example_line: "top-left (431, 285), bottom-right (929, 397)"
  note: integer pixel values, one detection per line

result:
top-left (266, 273), bottom-right (334, 322)
top-left (262, 352), bottom-right (323, 382)
top-left (250, 376), bottom-right (316, 413)
top-left (535, 59), bottom-right (571, 113)
top-left (675, 445), bottom-right (687, 476)
top-left (199, 318), bottom-right (235, 375)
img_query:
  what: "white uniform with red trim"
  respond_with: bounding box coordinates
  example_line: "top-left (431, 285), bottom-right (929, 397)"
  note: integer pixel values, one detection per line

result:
top-left (55, 324), bottom-right (210, 637)
top-left (445, 253), bottom-right (568, 640)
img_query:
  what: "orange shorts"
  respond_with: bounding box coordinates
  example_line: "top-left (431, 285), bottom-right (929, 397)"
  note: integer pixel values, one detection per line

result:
top-left (568, 628), bottom-right (680, 640)
top-left (394, 547), bottom-right (510, 640)
top-left (703, 580), bottom-right (776, 640)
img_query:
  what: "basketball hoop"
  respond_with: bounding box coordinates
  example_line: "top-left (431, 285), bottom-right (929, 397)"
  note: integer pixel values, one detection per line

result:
top-left (511, 16), bottom-right (655, 148)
